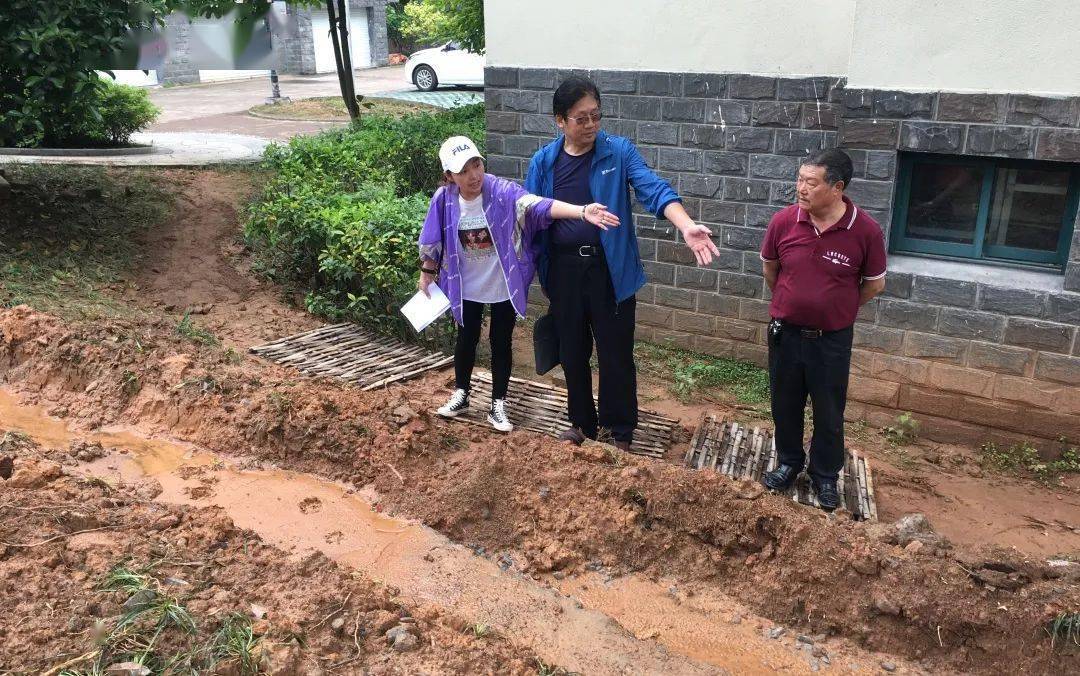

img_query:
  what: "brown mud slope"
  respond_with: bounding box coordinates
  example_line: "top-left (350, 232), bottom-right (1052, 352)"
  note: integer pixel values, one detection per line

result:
top-left (2, 306), bottom-right (1078, 675)
top-left (126, 169), bottom-right (320, 348)
top-left (0, 434), bottom-right (536, 674)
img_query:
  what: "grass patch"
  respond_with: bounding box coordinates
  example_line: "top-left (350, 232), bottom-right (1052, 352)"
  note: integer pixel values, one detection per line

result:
top-left (249, 95), bottom-right (438, 121)
top-left (0, 165), bottom-right (169, 319)
top-left (54, 562), bottom-right (267, 675)
top-left (1048, 612), bottom-right (1080, 651)
top-left (176, 312), bottom-right (219, 346)
top-left (634, 341), bottom-right (769, 406)
top-left (208, 613), bottom-right (263, 673)
top-left (979, 441), bottom-right (1080, 481)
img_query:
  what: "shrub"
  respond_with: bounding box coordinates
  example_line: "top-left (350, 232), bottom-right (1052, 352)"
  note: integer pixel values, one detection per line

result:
top-left (88, 78), bottom-right (161, 145)
top-left (260, 103), bottom-right (485, 197)
top-left (245, 103), bottom-right (485, 346)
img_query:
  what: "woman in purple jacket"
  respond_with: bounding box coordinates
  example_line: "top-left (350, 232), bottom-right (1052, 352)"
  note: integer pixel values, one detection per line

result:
top-left (418, 135), bottom-right (618, 432)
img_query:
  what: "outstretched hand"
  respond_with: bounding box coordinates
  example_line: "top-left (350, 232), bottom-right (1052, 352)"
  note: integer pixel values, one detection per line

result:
top-left (682, 223), bottom-right (720, 266)
top-left (583, 203), bottom-right (620, 231)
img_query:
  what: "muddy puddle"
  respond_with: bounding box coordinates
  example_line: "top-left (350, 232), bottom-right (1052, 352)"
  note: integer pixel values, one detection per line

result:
top-left (2, 387), bottom-right (883, 675)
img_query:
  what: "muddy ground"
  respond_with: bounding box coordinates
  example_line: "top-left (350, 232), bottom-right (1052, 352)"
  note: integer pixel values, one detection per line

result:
top-left (1, 436), bottom-right (536, 674)
top-left (2, 169), bottom-right (1079, 674)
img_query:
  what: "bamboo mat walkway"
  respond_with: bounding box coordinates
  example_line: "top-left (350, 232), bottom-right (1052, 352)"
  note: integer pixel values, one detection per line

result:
top-left (250, 323), bottom-right (453, 391)
top-left (685, 413), bottom-right (878, 520)
top-left (250, 323), bottom-right (679, 459)
top-left (452, 371), bottom-right (677, 459)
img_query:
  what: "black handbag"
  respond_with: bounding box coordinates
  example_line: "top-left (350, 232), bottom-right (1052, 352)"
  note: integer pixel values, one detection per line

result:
top-left (533, 312), bottom-right (560, 375)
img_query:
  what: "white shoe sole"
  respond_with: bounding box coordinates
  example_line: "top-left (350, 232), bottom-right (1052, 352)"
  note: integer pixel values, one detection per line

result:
top-left (437, 407), bottom-right (468, 418)
top-left (486, 414), bottom-right (513, 433)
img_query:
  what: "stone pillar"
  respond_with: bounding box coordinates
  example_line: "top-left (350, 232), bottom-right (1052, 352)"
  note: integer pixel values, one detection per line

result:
top-left (278, 5), bottom-right (317, 75)
top-left (159, 13), bottom-right (200, 85)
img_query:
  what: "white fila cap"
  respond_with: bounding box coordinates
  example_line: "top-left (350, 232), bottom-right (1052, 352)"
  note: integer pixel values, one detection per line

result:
top-left (439, 135), bottom-right (483, 173)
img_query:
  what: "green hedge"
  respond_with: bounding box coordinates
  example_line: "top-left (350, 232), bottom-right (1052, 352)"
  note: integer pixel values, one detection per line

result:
top-left (1, 76), bottom-right (159, 148)
top-left (245, 103), bottom-right (485, 346)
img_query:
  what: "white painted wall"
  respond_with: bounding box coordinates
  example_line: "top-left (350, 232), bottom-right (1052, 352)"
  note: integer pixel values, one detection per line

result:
top-left (484, 0), bottom-right (854, 76)
top-left (486, 0), bottom-right (1080, 96)
top-left (848, 1), bottom-right (1080, 95)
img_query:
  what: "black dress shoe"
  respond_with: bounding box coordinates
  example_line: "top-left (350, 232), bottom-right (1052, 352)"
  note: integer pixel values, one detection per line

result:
top-left (812, 478), bottom-right (841, 512)
top-left (762, 464), bottom-right (800, 491)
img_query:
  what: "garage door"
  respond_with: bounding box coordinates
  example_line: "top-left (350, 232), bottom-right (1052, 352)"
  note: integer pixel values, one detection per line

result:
top-left (311, 7), bottom-right (372, 74)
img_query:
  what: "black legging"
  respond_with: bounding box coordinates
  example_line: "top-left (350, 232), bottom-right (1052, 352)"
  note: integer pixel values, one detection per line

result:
top-left (455, 299), bottom-right (515, 399)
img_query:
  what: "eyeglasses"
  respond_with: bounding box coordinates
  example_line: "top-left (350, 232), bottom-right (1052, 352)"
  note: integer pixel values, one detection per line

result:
top-left (567, 111), bottom-right (602, 126)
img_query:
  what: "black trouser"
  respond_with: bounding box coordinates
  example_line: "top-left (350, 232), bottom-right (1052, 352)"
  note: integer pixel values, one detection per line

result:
top-left (548, 250), bottom-right (637, 443)
top-left (456, 299), bottom-right (515, 399)
top-left (768, 322), bottom-right (853, 482)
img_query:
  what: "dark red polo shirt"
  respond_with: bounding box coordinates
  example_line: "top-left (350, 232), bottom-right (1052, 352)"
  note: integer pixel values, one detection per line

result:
top-left (760, 195), bottom-right (886, 331)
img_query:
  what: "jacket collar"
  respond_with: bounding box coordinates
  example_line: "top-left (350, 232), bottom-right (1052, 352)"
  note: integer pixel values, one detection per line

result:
top-left (540, 129), bottom-right (614, 173)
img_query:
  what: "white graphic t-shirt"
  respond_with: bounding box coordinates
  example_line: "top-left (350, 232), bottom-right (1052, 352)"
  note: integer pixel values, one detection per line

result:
top-left (457, 195), bottom-right (511, 303)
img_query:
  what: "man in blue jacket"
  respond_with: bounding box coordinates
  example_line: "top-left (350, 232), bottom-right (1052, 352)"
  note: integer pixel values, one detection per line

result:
top-left (526, 76), bottom-right (719, 451)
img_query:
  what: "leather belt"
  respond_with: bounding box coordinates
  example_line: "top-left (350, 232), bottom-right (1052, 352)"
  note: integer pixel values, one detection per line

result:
top-left (554, 244), bottom-right (604, 257)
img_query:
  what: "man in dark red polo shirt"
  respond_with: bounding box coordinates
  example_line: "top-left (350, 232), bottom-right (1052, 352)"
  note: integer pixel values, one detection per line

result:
top-left (759, 149), bottom-right (886, 511)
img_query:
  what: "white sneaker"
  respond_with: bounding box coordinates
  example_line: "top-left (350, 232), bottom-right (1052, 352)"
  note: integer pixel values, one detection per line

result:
top-left (436, 388), bottom-right (469, 418)
top-left (487, 398), bottom-right (513, 433)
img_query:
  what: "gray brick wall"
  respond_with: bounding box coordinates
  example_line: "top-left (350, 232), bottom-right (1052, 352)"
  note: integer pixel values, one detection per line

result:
top-left (490, 66), bottom-right (1080, 449)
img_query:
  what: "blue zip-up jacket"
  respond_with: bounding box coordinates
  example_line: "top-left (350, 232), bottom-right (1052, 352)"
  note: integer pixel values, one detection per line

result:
top-left (525, 130), bottom-right (681, 303)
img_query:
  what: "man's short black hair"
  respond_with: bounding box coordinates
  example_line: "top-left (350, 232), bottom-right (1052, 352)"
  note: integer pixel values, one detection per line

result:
top-left (803, 149), bottom-right (854, 189)
top-left (553, 76), bottom-right (602, 119)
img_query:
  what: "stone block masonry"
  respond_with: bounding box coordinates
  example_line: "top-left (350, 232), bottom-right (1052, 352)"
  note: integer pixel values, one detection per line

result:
top-left (487, 67), bottom-right (1080, 452)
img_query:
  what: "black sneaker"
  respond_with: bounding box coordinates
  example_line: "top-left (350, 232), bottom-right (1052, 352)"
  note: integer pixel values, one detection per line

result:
top-left (762, 464), bottom-right (800, 491)
top-left (487, 398), bottom-right (513, 433)
top-left (436, 388), bottom-right (469, 418)
top-left (811, 478), bottom-right (841, 512)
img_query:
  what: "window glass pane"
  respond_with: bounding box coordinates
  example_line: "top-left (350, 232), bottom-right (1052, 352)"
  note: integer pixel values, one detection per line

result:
top-left (905, 163), bottom-right (983, 244)
top-left (986, 167), bottom-right (1070, 253)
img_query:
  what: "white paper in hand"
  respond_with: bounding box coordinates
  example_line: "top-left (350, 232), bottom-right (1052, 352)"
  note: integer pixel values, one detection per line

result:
top-left (401, 282), bottom-right (451, 332)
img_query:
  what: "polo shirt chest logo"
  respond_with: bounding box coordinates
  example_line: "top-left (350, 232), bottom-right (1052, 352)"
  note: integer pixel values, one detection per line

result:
top-left (821, 249), bottom-right (852, 267)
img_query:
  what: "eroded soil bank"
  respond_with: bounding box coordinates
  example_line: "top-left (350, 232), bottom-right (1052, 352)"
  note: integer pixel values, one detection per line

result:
top-left (2, 169), bottom-right (1078, 674)
top-left (2, 304), bottom-right (1078, 675)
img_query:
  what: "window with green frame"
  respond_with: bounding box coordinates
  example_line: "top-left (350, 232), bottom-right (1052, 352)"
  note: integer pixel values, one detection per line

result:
top-left (891, 153), bottom-right (1079, 269)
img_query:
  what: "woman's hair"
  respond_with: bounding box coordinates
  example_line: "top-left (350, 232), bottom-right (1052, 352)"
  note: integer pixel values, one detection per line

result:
top-left (553, 76), bottom-right (602, 119)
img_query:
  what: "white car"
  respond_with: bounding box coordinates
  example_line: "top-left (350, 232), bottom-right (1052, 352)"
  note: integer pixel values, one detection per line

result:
top-left (405, 42), bottom-right (484, 91)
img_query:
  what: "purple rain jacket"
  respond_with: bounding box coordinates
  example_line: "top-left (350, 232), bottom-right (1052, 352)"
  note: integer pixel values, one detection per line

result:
top-left (418, 173), bottom-right (554, 326)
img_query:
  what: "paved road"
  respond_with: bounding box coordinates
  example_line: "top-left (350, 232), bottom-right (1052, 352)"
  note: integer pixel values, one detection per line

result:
top-left (149, 67), bottom-right (408, 140)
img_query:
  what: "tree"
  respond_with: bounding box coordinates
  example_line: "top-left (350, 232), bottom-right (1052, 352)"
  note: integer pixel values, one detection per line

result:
top-left (0, 0), bottom-right (365, 147)
top-left (0, 1), bottom-right (171, 147)
top-left (400, 0), bottom-right (484, 53)
top-left (431, 0), bottom-right (484, 53)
